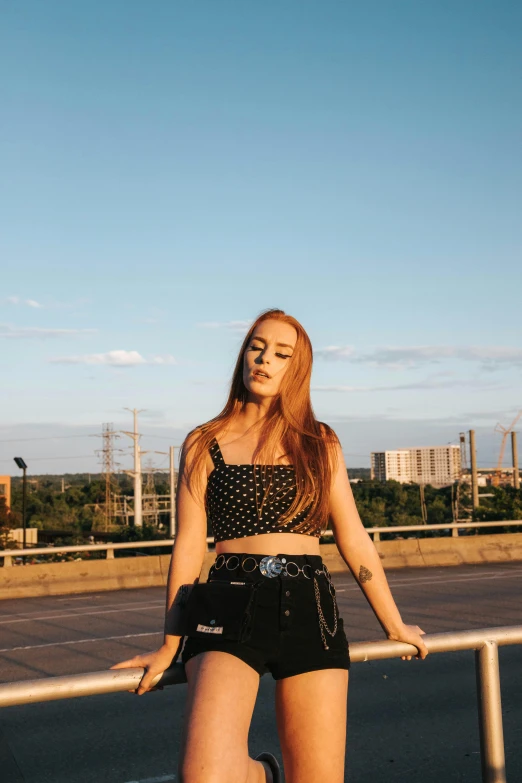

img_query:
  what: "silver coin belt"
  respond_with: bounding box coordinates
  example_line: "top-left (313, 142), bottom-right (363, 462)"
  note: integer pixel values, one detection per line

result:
top-left (211, 554), bottom-right (338, 650)
top-left (212, 553), bottom-right (331, 582)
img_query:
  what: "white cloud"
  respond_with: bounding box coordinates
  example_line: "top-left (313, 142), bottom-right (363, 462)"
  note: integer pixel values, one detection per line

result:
top-left (315, 345), bottom-right (355, 360)
top-left (197, 320), bottom-right (251, 333)
top-left (0, 324), bottom-right (97, 339)
top-left (5, 296), bottom-right (43, 308)
top-left (312, 377), bottom-right (500, 393)
top-left (149, 354), bottom-right (177, 365)
top-left (49, 350), bottom-right (177, 367)
top-left (315, 344), bottom-right (522, 370)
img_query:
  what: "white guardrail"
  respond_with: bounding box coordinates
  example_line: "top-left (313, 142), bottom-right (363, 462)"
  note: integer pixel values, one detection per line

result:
top-left (0, 520), bottom-right (521, 566)
top-left (1, 625), bottom-right (520, 783)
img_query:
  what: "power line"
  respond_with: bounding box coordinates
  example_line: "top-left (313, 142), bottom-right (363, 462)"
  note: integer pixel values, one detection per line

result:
top-left (0, 435), bottom-right (96, 444)
top-left (140, 433), bottom-right (183, 441)
top-left (0, 455), bottom-right (98, 463)
top-left (0, 432), bottom-right (180, 445)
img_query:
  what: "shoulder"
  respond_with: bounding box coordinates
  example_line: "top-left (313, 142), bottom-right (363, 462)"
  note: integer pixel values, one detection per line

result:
top-left (317, 421), bottom-right (344, 470)
top-left (318, 421), bottom-right (337, 438)
top-left (182, 426), bottom-right (204, 451)
top-left (318, 421), bottom-right (341, 449)
top-left (182, 421), bottom-right (220, 452)
top-left (181, 425), bottom-right (216, 480)
top-left (180, 426), bottom-right (208, 469)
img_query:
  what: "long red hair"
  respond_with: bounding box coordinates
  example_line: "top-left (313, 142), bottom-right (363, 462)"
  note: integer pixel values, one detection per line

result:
top-left (183, 308), bottom-right (338, 533)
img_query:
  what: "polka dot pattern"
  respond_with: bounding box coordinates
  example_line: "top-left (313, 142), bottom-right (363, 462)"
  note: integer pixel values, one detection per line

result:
top-left (206, 438), bottom-right (320, 542)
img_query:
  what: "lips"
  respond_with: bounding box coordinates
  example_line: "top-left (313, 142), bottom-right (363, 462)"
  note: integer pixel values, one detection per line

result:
top-left (253, 370), bottom-right (271, 380)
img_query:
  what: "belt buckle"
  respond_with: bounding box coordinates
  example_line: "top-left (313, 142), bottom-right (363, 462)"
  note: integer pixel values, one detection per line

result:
top-left (259, 555), bottom-right (283, 578)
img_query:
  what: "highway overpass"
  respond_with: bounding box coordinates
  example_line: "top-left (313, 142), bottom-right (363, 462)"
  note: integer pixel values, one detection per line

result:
top-left (0, 561), bottom-right (521, 782)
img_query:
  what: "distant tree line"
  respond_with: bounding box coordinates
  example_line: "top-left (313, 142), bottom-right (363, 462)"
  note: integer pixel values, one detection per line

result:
top-left (352, 480), bottom-right (453, 527)
top-left (351, 480), bottom-right (522, 528)
top-left (7, 473), bottom-right (172, 545)
top-left (4, 473), bottom-right (521, 547)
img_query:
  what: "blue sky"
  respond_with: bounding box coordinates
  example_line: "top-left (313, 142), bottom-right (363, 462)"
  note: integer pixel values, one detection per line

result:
top-left (1, 0), bottom-right (521, 474)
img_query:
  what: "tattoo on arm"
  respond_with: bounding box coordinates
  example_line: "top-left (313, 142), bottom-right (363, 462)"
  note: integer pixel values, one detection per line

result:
top-left (359, 565), bottom-right (373, 583)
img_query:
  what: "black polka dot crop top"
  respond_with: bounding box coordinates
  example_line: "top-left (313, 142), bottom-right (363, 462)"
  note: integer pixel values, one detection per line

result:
top-left (206, 438), bottom-right (320, 542)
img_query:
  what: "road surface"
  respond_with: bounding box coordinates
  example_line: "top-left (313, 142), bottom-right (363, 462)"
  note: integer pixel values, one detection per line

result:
top-left (0, 561), bottom-right (521, 782)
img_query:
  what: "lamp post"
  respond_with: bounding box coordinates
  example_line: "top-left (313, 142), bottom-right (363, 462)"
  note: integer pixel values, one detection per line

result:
top-left (13, 458), bottom-right (28, 550)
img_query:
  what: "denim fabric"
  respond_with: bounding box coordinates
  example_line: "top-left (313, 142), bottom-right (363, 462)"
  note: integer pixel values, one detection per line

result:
top-left (181, 553), bottom-right (351, 680)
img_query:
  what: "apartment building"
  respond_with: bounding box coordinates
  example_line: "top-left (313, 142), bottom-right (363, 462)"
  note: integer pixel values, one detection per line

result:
top-left (0, 475), bottom-right (11, 509)
top-left (371, 446), bottom-right (461, 487)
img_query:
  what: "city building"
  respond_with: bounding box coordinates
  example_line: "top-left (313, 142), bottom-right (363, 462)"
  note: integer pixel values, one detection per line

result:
top-left (0, 475), bottom-right (11, 509)
top-left (370, 446), bottom-right (461, 487)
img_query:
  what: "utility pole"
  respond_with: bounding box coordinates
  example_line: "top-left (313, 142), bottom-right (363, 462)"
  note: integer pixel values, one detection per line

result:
top-left (469, 429), bottom-right (479, 509)
top-left (143, 458), bottom-right (159, 526)
top-left (512, 431), bottom-right (520, 490)
top-left (459, 432), bottom-right (468, 472)
top-left (452, 481), bottom-right (460, 528)
top-left (134, 443), bottom-right (143, 527)
top-left (123, 408), bottom-right (145, 527)
top-left (13, 458), bottom-right (28, 550)
top-left (169, 446), bottom-right (176, 537)
top-left (419, 483), bottom-right (428, 523)
top-left (133, 444), bottom-right (143, 527)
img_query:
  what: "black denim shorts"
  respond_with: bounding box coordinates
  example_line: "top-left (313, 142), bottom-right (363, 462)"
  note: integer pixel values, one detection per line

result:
top-left (181, 553), bottom-right (351, 680)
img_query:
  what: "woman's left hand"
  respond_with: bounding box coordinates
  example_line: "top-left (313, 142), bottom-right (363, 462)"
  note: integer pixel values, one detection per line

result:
top-left (388, 623), bottom-right (429, 660)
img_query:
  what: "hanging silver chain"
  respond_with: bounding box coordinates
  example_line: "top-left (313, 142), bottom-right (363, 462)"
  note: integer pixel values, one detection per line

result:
top-left (313, 576), bottom-right (338, 650)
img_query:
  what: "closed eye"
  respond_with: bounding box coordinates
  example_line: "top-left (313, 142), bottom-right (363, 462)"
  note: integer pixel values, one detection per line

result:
top-left (249, 345), bottom-right (291, 359)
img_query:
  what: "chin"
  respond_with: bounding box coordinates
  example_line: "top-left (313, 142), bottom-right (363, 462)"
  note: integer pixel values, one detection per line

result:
top-left (245, 381), bottom-right (277, 399)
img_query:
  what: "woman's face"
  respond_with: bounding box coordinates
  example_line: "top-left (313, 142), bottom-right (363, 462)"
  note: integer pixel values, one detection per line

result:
top-left (243, 319), bottom-right (297, 400)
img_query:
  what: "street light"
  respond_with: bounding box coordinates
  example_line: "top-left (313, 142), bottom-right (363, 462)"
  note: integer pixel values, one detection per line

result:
top-left (13, 458), bottom-right (28, 550)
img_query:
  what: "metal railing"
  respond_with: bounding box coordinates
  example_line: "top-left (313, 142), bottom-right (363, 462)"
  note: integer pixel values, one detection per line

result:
top-left (1, 520), bottom-right (521, 566)
top-left (0, 624), bottom-right (520, 783)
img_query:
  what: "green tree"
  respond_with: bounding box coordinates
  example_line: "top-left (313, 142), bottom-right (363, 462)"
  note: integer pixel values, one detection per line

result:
top-left (0, 497), bottom-right (20, 548)
top-left (473, 486), bottom-right (522, 524)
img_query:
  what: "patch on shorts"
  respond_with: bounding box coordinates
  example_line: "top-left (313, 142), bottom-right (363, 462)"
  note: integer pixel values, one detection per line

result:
top-left (196, 623), bottom-right (224, 634)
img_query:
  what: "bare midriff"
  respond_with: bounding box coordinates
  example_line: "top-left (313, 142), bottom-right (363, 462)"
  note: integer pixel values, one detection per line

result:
top-left (215, 531), bottom-right (322, 556)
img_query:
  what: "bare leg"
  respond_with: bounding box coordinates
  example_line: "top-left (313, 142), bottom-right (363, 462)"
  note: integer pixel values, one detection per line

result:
top-left (180, 651), bottom-right (272, 783)
top-left (276, 668), bottom-right (349, 783)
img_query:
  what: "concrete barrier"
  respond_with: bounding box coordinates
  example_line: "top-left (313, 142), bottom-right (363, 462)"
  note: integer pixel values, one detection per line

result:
top-left (2, 533), bottom-right (522, 600)
top-left (417, 533), bottom-right (522, 567)
top-left (0, 555), bottom-right (173, 600)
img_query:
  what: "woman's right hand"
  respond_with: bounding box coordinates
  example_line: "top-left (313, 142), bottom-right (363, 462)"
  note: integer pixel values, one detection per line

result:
top-left (387, 623), bottom-right (429, 660)
top-left (110, 640), bottom-right (182, 695)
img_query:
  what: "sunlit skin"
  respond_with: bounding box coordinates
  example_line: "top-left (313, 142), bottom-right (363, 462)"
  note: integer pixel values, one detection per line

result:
top-left (111, 315), bottom-right (428, 783)
top-left (243, 319), bottom-right (297, 404)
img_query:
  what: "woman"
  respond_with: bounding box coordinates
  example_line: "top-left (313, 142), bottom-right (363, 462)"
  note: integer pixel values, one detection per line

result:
top-left (112, 308), bottom-right (428, 783)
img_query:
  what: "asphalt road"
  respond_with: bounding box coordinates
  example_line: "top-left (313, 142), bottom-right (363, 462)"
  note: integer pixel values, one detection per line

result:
top-left (0, 561), bottom-right (521, 782)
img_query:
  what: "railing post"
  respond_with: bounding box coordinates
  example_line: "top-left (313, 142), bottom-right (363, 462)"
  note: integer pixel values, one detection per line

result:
top-left (106, 548), bottom-right (114, 560)
top-left (475, 640), bottom-right (506, 783)
top-left (3, 555), bottom-right (12, 567)
top-left (373, 531), bottom-right (380, 542)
